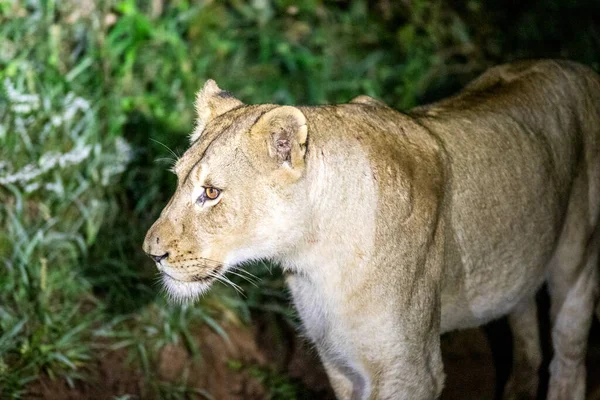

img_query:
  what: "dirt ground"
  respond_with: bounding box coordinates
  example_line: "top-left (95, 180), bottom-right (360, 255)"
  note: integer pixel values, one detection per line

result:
top-left (27, 315), bottom-right (600, 400)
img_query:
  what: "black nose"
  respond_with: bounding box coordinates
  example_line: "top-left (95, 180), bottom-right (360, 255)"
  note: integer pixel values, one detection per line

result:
top-left (147, 252), bottom-right (168, 263)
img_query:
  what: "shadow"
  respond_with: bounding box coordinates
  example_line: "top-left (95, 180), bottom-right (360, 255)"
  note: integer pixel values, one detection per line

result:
top-left (536, 286), bottom-right (552, 400)
top-left (483, 317), bottom-right (513, 400)
top-left (481, 287), bottom-right (553, 400)
top-left (481, 284), bottom-right (599, 400)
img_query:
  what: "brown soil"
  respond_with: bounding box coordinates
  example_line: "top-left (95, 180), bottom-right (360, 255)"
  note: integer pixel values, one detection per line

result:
top-left (26, 346), bottom-right (144, 399)
top-left (26, 323), bottom-right (270, 400)
top-left (26, 318), bottom-right (600, 400)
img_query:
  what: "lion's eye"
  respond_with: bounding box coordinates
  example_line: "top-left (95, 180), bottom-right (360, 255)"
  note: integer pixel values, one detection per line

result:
top-left (196, 186), bottom-right (222, 205)
top-left (204, 187), bottom-right (220, 200)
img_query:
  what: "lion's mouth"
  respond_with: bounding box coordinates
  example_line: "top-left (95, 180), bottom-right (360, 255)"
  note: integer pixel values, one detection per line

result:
top-left (161, 264), bottom-right (222, 283)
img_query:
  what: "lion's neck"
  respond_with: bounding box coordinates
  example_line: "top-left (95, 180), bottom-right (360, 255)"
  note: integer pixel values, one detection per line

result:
top-left (277, 145), bottom-right (378, 286)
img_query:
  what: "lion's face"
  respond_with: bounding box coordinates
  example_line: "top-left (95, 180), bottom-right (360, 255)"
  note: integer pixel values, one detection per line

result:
top-left (143, 81), bottom-right (309, 301)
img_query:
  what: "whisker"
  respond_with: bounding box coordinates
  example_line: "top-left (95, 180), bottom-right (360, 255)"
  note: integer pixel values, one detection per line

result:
top-left (264, 260), bottom-right (273, 274)
top-left (198, 257), bottom-right (234, 268)
top-left (155, 157), bottom-right (177, 166)
top-left (232, 264), bottom-right (261, 280)
top-left (192, 258), bottom-right (264, 288)
top-left (226, 269), bottom-right (259, 287)
top-left (231, 267), bottom-right (262, 285)
top-left (196, 258), bottom-right (223, 266)
top-left (222, 276), bottom-right (244, 294)
top-left (208, 271), bottom-right (245, 297)
top-left (161, 258), bottom-right (264, 294)
top-left (200, 269), bottom-right (227, 289)
top-left (150, 138), bottom-right (180, 161)
top-left (153, 273), bottom-right (166, 287)
top-left (218, 274), bottom-right (244, 293)
top-left (210, 276), bottom-right (231, 291)
top-left (213, 275), bottom-right (241, 295)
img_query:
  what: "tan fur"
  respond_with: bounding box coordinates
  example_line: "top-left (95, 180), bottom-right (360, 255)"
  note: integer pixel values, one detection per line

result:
top-left (143, 60), bottom-right (600, 399)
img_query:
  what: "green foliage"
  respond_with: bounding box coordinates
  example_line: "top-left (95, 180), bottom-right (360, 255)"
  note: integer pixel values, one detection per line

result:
top-left (248, 365), bottom-right (314, 400)
top-left (0, 2), bottom-right (126, 395)
top-left (0, 0), bottom-right (598, 398)
top-left (228, 361), bottom-right (320, 400)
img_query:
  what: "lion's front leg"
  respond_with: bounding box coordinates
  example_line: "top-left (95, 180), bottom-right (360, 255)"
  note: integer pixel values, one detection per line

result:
top-left (287, 272), bottom-right (445, 400)
top-left (321, 359), bottom-right (364, 400)
top-left (343, 314), bottom-right (444, 400)
top-left (318, 306), bottom-right (445, 400)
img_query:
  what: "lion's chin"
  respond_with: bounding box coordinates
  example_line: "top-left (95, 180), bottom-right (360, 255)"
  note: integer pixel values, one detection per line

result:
top-left (161, 273), bottom-right (213, 303)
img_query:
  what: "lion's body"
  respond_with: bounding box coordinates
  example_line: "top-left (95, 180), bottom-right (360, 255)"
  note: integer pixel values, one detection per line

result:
top-left (144, 60), bottom-right (600, 399)
top-left (416, 60), bottom-right (600, 332)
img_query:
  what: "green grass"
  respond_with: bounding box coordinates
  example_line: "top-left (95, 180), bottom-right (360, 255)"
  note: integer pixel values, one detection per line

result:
top-left (0, 0), bottom-right (598, 398)
top-left (228, 361), bottom-right (321, 400)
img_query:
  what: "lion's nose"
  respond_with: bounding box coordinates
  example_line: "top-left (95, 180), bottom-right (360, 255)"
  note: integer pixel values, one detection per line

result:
top-left (147, 252), bottom-right (169, 263)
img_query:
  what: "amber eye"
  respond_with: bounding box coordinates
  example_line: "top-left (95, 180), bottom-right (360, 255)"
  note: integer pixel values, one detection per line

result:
top-left (204, 187), bottom-right (220, 200)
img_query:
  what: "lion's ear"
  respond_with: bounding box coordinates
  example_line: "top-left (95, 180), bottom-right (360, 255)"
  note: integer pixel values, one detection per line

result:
top-left (248, 106), bottom-right (308, 179)
top-left (191, 80), bottom-right (243, 142)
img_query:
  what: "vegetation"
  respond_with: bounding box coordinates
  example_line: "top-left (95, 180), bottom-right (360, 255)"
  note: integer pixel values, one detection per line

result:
top-left (0, 0), bottom-right (597, 398)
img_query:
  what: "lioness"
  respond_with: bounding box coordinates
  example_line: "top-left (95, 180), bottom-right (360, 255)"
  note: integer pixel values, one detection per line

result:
top-left (143, 60), bottom-right (600, 400)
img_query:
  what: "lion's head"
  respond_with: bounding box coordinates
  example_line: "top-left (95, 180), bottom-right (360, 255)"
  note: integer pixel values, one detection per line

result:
top-left (142, 80), bottom-right (310, 301)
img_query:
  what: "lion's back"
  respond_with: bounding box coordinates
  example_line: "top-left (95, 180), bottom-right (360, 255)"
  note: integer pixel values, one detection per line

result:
top-left (411, 60), bottom-right (600, 123)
